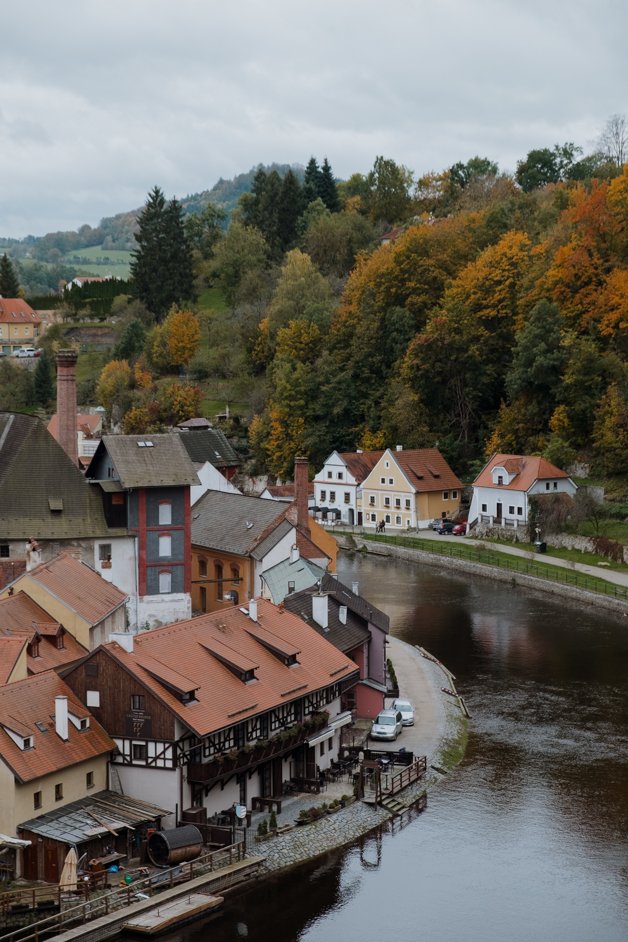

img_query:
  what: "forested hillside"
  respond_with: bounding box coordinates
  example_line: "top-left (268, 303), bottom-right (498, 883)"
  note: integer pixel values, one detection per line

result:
top-left (2, 125), bottom-right (627, 485)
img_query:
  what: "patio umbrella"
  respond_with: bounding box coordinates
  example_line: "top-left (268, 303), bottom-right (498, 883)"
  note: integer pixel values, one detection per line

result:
top-left (59, 846), bottom-right (78, 891)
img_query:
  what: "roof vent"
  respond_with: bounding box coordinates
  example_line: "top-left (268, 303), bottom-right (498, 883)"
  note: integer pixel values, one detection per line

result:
top-left (339, 605), bottom-right (348, 625)
top-left (248, 599), bottom-right (258, 622)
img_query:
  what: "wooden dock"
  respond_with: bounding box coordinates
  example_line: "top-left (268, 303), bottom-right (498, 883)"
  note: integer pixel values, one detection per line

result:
top-left (122, 892), bottom-right (223, 936)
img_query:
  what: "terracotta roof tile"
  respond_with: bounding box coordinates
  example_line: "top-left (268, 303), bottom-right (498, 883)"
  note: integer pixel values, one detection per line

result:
top-left (0, 673), bottom-right (114, 784)
top-left (0, 299), bottom-right (41, 324)
top-left (473, 453), bottom-right (572, 491)
top-left (393, 448), bottom-right (462, 492)
top-left (100, 600), bottom-right (359, 738)
top-left (0, 638), bottom-right (27, 683)
top-left (338, 451), bottom-right (383, 482)
top-left (24, 553), bottom-right (127, 625)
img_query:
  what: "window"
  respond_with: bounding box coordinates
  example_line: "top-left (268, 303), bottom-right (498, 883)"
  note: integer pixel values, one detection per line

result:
top-left (85, 662), bottom-right (98, 677)
top-left (517, 507), bottom-right (523, 516)
top-left (131, 694), bottom-right (145, 711)
top-left (405, 499), bottom-right (411, 510)
top-left (553, 482), bottom-right (558, 490)
top-left (86, 771), bottom-right (94, 789)
top-left (98, 543), bottom-right (112, 562)
top-left (200, 586), bottom-right (207, 611)
top-left (388, 478), bottom-right (394, 485)
top-left (344, 492), bottom-right (350, 503)
top-left (56, 633), bottom-right (65, 650)
top-left (481, 503), bottom-right (487, 513)
top-left (158, 501), bottom-right (172, 525)
top-left (33, 791), bottom-right (42, 810)
top-left (395, 498), bottom-right (401, 508)
top-left (384, 461), bottom-right (390, 468)
top-left (380, 477), bottom-right (386, 484)
top-left (329, 491), bottom-right (336, 502)
top-left (132, 743), bottom-right (147, 761)
top-left (86, 690), bottom-right (100, 708)
top-left (497, 475), bottom-right (504, 485)
top-left (0, 545), bottom-right (8, 558)
top-left (369, 495), bottom-right (375, 506)
top-left (443, 491), bottom-right (449, 500)
top-left (327, 471), bottom-right (332, 479)
top-left (395, 516), bottom-right (401, 525)
top-left (319, 742), bottom-right (325, 758)
top-left (198, 557), bottom-right (207, 577)
top-left (158, 534), bottom-right (172, 557)
top-left (385, 514), bottom-right (391, 524)
top-left (337, 471), bottom-right (343, 480)
top-left (320, 489), bottom-right (326, 501)
top-left (546, 482), bottom-right (551, 491)
top-left (384, 497), bottom-right (390, 507)
top-left (159, 570), bottom-right (172, 594)
top-left (509, 506), bottom-right (515, 515)
top-left (452, 490), bottom-right (458, 499)
top-left (55, 783), bottom-right (63, 801)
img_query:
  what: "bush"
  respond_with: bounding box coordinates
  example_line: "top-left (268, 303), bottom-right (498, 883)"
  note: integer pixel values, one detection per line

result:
top-left (257, 819), bottom-right (268, 837)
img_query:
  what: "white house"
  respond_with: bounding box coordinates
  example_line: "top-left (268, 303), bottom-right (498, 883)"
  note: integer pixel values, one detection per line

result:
top-left (468, 454), bottom-right (577, 530)
top-left (312, 451), bottom-right (383, 526)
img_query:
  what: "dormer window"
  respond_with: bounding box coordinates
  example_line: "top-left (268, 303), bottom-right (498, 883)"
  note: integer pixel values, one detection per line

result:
top-left (497, 475), bottom-right (504, 485)
top-left (23, 736), bottom-right (34, 750)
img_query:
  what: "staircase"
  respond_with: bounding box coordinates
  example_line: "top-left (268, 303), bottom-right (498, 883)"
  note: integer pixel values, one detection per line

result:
top-left (380, 794), bottom-right (405, 816)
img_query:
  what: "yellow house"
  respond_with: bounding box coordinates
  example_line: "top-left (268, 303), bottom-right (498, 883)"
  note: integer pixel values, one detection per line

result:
top-left (0, 553), bottom-right (127, 650)
top-left (359, 447), bottom-right (463, 530)
top-left (0, 299), bottom-right (41, 355)
top-left (0, 673), bottom-right (113, 875)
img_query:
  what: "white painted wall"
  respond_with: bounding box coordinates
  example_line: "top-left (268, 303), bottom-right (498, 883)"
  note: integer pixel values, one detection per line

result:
top-left (112, 763), bottom-right (179, 829)
top-left (255, 528), bottom-right (296, 596)
top-left (132, 593), bottom-right (192, 630)
top-left (313, 453), bottom-right (360, 523)
top-left (191, 462), bottom-right (241, 505)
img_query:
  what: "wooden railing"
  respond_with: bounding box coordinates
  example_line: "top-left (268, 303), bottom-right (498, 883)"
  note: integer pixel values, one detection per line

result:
top-left (384, 756), bottom-right (427, 797)
top-left (0, 839), bottom-right (247, 942)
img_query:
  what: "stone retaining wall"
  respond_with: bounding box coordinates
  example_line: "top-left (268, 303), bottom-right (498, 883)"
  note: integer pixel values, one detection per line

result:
top-left (338, 536), bottom-right (628, 616)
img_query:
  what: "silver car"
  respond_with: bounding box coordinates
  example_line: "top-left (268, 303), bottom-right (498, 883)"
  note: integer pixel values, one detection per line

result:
top-left (391, 698), bottom-right (415, 726)
top-left (370, 709), bottom-right (403, 741)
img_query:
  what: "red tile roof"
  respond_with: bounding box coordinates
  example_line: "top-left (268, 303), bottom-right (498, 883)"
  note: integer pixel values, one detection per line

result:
top-left (24, 553), bottom-right (127, 625)
top-left (100, 600), bottom-right (359, 738)
top-left (473, 454), bottom-right (571, 491)
top-left (0, 299), bottom-right (41, 324)
top-left (339, 451), bottom-right (384, 483)
top-left (0, 638), bottom-right (26, 683)
top-left (393, 448), bottom-right (462, 492)
top-left (0, 673), bottom-right (114, 784)
top-left (0, 591), bottom-right (89, 675)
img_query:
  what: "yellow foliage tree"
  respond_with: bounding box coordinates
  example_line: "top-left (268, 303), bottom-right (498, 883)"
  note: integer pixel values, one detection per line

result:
top-left (96, 359), bottom-right (132, 421)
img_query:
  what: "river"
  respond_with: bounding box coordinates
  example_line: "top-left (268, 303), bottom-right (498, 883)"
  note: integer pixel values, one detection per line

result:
top-left (159, 553), bottom-right (628, 942)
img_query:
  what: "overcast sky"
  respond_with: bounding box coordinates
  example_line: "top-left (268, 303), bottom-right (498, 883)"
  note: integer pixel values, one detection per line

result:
top-left (1, 0), bottom-right (626, 239)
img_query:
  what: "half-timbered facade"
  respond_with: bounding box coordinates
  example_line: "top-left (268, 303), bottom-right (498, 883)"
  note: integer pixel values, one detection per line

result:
top-left (64, 600), bottom-right (359, 827)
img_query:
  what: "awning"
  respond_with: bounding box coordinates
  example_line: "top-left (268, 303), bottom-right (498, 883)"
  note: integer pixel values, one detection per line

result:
top-left (306, 710), bottom-right (353, 747)
top-left (0, 833), bottom-right (31, 848)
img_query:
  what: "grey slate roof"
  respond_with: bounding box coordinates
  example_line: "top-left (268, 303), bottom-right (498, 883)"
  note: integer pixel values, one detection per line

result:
top-left (177, 428), bottom-right (240, 467)
top-left (321, 573), bottom-right (390, 633)
top-left (0, 413), bottom-right (123, 540)
top-left (261, 555), bottom-right (326, 604)
top-left (251, 518), bottom-right (294, 561)
top-left (284, 583), bottom-right (371, 654)
top-left (191, 490), bottom-right (288, 555)
top-left (89, 434), bottom-right (199, 488)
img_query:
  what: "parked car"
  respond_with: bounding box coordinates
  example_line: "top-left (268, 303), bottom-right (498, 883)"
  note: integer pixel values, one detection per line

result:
top-left (391, 698), bottom-right (415, 726)
top-left (370, 709), bottom-right (403, 741)
top-left (452, 522), bottom-right (467, 535)
top-left (14, 347), bottom-right (38, 357)
top-left (431, 518), bottom-right (444, 530)
top-left (435, 520), bottom-right (455, 534)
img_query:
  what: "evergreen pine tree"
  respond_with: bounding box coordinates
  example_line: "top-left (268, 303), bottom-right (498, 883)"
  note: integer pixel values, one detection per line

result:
top-left (277, 170), bottom-right (303, 253)
top-left (130, 186), bottom-right (196, 320)
top-left (303, 156), bottom-right (322, 205)
top-left (0, 254), bottom-right (20, 297)
top-left (319, 158), bottom-right (340, 212)
top-left (239, 167), bottom-right (268, 229)
top-left (34, 351), bottom-right (55, 406)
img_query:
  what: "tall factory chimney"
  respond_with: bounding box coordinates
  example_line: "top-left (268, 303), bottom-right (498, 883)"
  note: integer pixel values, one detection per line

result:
top-left (294, 456), bottom-right (310, 536)
top-left (56, 349), bottom-right (78, 465)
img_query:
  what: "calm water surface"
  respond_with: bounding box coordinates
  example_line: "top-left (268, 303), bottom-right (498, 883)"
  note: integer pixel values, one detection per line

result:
top-left (156, 554), bottom-right (628, 942)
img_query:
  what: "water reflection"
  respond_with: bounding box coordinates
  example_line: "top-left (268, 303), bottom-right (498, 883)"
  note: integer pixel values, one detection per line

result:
top-left (140, 554), bottom-right (628, 942)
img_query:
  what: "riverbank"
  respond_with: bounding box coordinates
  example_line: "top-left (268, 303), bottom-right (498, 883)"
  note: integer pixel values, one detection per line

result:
top-left (336, 532), bottom-right (628, 616)
top-left (245, 636), bottom-right (468, 873)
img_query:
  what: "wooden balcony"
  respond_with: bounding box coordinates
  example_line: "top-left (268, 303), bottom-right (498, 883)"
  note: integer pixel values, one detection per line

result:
top-left (187, 713), bottom-right (329, 785)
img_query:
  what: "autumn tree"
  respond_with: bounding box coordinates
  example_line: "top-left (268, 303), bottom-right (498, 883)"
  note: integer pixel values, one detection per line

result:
top-left (266, 249), bottom-right (334, 336)
top-left (592, 382), bottom-right (628, 474)
top-left (365, 156), bottom-right (414, 224)
top-left (211, 221), bottom-right (270, 310)
top-left (0, 254), bottom-right (20, 297)
top-left (505, 299), bottom-right (565, 429)
top-left (96, 360), bottom-right (133, 423)
top-left (301, 210), bottom-right (374, 278)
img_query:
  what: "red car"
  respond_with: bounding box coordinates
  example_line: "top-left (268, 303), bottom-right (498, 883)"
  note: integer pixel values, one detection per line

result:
top-left (452, 522), bottom-right (467, 535)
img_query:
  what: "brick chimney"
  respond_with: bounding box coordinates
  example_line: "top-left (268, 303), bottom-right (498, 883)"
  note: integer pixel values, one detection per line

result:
top-left (56, 350), bottom-right (78, 465)
top-left (294, 456), bottom-right (310, 535)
